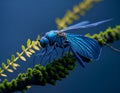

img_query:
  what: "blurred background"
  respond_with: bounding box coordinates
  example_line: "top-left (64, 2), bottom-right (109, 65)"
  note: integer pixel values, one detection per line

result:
top-left (0, 0), bottom-right (120, 93)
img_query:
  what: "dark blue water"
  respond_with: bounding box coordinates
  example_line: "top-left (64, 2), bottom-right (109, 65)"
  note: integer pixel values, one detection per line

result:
top-left (0, 0), bottom-right (120, 93)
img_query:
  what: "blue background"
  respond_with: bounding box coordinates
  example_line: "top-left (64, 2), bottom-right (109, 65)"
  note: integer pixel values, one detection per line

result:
top-left (0, 0), bottom-right (120, 93)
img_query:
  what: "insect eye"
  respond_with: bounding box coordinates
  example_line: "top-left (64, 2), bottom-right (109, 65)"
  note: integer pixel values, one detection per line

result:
top-left (40, 37), bottom-right (49, 48)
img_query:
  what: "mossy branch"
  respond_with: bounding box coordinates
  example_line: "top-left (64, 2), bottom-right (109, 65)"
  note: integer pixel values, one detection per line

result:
top-left (0, 25), bottom-right (120, 93)
top-left (86, 25), bottom-right (120, 46)
top-left (0, 53), bottom-right (76, 93)
top-left (56, 0), bottom-right (101, 29)
top-left (0, 35), bottom-right (41, 77)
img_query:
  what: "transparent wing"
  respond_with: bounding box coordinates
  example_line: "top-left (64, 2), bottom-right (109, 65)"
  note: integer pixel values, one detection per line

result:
top-left (66, 21), bottom-right (90, 28)
top-left (66, 33), bottom-right (102, 60)
top-left (60, 21), bottom-right (89, 32)
top-left (61, 19), bottom-right (112, 32)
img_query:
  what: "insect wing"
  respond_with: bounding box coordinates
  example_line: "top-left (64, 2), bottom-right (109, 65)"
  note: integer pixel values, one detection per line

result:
top-left (61, 21), bottom-right (89, 31)
top-left (66, 33), bottom-right (101, 60)
top-left (61, 19), bottom-right (112, 32)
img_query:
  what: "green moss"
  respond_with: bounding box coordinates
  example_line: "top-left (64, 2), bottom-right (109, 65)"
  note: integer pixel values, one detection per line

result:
top-left (87, 25), bottom-right (120, 46)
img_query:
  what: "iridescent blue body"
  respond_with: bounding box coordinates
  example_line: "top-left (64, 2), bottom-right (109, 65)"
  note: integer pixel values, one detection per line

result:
top-left (36, 19), bottom-right (112, 67)
top-left (40, 30), bottom-right (67, 48)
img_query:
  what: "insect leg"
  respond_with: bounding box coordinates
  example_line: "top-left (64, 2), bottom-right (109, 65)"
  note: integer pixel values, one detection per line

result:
top-left (67, 46), bottom-right (71, 56)
top-left (40, 47), bottom-right (48, 65)
top-left (33, 48), bottom-right (46, 67)
top-left (45, 43), bottom-right (58, 64)
top-left (62, 46), bottom-right (65, 56)
top-left (52, 43), bottom-right (59, 62)
top-left (60, 40), bottom-right (70, 56)
top-left (59, 38), bottom-right (66, 57)
top-left (44, 43), bottom-right (59, 65)
top-left (54, 43), bottom-right (59, 57)
top-left (46, 46), bottom-right (55, 56)
top-left (42, 46), bottom-right (55, 65)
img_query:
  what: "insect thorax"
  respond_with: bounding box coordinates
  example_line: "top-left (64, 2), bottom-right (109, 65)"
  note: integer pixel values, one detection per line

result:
top-left (57, 31), bottom-right (66, 37)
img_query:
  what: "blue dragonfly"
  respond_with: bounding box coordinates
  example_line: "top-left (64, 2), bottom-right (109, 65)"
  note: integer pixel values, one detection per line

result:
top-left (35, 19), bottom-right (112, 67)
